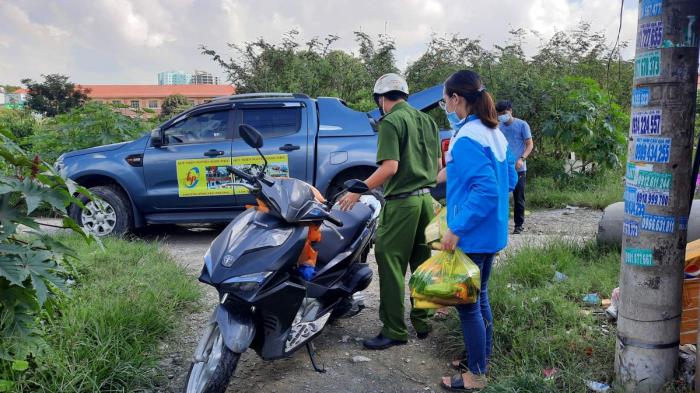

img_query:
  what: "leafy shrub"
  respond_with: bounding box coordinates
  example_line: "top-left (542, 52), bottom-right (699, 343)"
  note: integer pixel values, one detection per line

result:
top-left (0, 126), bottom-right (94, 391)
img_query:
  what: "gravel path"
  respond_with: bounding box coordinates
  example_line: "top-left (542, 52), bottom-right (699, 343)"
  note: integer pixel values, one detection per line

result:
top-left (147, 207), bottom-right (603, 393)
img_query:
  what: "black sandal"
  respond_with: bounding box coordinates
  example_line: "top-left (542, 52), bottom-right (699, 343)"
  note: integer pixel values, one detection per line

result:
top-left (441, 374), bottom-right (468, 391)
top-left (440, 373), bottom-right (486, 392)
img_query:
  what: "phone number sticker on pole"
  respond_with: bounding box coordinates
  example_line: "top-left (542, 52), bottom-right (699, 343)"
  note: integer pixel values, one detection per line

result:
top-left (624, 220), bottom-right (640, 237)
top-left (638, 21), bottom-right (664, 49)
top-left (631, 109), bottom-right (662, 135)
top-left (640, 0), bottom-right (662, 18)
top-left (640, 214), bottom-right (675, 234)
top-left (632, 87), bottom-right (651, 107)
top-left (635, 51), bottom-right (662, 79)
top-left (625, 248), bottom-right (654, 267)
top-left (634, 137), bottom-right (671, 163)
top-left (635, 169), bottom-right (672, 190)
top-left (625, 200), bottom-right (646, 217)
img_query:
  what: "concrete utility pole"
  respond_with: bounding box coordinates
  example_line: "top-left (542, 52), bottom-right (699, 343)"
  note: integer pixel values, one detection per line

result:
top-left (615, 1), bottom-right (700, 391)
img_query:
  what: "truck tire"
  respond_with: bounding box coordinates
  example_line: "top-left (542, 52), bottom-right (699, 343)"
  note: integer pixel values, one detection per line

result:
top-left (71, 185), bottom-right (133, 236)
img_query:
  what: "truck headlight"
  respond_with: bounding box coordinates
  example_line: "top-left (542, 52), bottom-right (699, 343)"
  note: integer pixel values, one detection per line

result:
top-left (54, 155), bottom-right (65, 172)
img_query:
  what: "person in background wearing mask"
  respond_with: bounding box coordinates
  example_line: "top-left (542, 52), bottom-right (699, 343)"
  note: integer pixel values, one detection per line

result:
top-left (495, 100), bottom-right (533, 235)
top-left (437, 70), bottom-right (517, 391)
top-left (338, 73), bottom-right (442, 349)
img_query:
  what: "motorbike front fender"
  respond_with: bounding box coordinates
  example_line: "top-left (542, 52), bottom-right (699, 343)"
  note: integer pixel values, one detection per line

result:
top-left (215, 304), bottom-right (255, 353)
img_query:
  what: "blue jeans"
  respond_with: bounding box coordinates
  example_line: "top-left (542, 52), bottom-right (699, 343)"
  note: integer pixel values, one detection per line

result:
top-left (455, 252), bottom-right (495, 375)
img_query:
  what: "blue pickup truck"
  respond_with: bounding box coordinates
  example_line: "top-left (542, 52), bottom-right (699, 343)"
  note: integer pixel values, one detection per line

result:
top-left (56, 85), bottom-right (448, 236)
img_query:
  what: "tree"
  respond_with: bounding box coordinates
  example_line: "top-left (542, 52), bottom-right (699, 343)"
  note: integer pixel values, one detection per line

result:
top-left (201, 30), bottom-right (398, 110)
top-left (20, 74), bottom-right (89, 117)
top-left (160, 94), bottom-right (191, 120)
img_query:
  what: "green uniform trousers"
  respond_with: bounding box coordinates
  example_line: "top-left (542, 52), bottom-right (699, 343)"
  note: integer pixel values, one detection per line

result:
top-left (375, 193), bottom-right (434, 341)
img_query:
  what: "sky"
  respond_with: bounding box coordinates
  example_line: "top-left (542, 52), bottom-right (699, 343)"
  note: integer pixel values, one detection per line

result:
top-left (0, 0), bottom-right (639, 86)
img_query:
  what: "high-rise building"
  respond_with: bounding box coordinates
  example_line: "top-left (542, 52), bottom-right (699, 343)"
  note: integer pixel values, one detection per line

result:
top-left (191, 70), bottom-right (220, 85)
top-left (158, 71), bottom-right (192, 85)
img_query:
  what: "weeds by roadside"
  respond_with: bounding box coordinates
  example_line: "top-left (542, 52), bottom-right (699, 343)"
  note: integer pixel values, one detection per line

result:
top-left (436, 241), bottom-right (622, 392)
top-left (528, 171), bottom-right (624, 210)
top-left (17, 235), bottom-right (201, 393)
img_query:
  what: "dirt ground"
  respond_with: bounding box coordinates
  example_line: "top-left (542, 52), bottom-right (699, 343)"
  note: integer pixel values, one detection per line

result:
top-left (148, 207), bottom-right (604, 393)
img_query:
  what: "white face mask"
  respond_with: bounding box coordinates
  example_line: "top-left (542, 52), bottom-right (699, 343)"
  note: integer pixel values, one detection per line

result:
top-left (498, 114), bottom-right (511, 123)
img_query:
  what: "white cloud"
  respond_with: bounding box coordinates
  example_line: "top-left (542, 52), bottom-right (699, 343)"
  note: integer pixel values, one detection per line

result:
top-left (0, 0), bottom-right (639, 85)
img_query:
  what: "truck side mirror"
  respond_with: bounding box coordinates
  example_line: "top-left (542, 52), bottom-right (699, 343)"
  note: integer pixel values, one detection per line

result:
top-left (151, 129), bottom-right (163, 148)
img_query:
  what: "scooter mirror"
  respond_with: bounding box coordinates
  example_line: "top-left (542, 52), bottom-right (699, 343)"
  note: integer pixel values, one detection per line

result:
top-left (239, 124), bottom-right (264, 149)
top-left (344, 179), bottom-right (369, 194)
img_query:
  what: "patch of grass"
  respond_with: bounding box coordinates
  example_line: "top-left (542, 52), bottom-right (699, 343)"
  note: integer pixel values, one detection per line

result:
top-left (18, 236), bottom-right (201, 393)
top-left (437, 241), bottom-right (622, 392)
top-left (528, 170), bottom-right (624, 209)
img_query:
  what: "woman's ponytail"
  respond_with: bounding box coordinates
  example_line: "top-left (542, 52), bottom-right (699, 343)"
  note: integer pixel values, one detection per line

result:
top-left (444, 70), bottom-right (499, 129)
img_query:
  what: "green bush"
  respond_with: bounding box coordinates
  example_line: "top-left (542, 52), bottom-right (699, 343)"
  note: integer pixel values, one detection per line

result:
top-left (17, 236), bottom-right (200, 392)
top-left (26, 102), bottom-right (155, 163)
top-left (437, 241), bottom-right (621, 392)
top-left (0, 126), bottom-right (94, 391)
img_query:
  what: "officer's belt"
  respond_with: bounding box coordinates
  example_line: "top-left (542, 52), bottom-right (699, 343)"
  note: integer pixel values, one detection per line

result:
top-left (385, 188), bottom-right (431, 201)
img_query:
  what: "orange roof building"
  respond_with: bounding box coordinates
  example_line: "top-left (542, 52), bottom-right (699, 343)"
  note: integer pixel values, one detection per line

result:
top-left (77, 84), bottom-right (235, 117)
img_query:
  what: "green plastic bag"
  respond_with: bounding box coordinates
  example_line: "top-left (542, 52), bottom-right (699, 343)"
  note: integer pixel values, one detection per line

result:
top-left (425, 207), bottom-right (448, 247)
top-left (410, 249), bottom-right (481, 308)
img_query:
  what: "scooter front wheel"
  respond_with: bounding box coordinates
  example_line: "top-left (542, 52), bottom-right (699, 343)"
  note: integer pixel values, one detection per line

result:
top-left (184, 322), bottom-right (241, 393)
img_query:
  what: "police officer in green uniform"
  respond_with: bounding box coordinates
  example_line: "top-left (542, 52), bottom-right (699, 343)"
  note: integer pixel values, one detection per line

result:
top-left (339, 73), bottom-right (441, 350)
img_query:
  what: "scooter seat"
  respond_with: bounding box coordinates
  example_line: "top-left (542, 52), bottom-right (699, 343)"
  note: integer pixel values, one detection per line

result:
top-left (316, 203), bottom-right (373, 266)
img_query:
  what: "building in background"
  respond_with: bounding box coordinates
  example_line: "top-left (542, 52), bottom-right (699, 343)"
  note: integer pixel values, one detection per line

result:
top-left (82, 84), bottom-right (235, 117)
top-left (191, 70), bottom-right (220, 85)
top-left (158, 70), bottom-right (221, 85)
top-left (158, 71), bottom-right (192, 85)
top-left (4, 88), bottom-right (27, 108)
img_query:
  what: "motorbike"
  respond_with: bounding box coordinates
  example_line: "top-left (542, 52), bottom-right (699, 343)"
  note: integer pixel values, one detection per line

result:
top-left (184, 125), bottom-right (381, 393)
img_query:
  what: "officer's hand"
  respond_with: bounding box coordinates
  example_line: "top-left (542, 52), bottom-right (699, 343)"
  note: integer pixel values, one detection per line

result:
top-left (441, 229), bottom-right (460, 251)
top-left (338, 192), bottom-right (361, 212)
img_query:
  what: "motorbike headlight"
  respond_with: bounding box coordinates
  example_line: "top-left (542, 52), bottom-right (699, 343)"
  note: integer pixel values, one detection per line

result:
top-left (222, 227), bottom-right (293, 267)
top-left (223, 271), bottom-right (273, 294)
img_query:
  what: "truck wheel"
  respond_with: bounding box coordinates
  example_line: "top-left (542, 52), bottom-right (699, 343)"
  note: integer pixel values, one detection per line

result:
top-left (71, 185), bottom-right (133, 236)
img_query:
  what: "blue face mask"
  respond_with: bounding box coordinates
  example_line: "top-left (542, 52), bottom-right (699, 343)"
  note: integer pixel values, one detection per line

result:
top-left (498, 114), bottom-right (511, 123)
top-left (446, 111), bottom-right (461, 131)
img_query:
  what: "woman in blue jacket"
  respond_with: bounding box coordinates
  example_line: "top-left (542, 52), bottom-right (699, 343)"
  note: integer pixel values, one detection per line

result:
top-left (438, 70), bottom-right (518, 391)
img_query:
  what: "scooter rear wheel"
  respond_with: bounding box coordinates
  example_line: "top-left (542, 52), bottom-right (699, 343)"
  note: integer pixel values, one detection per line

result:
top-left (184, 324), bottom-right (241, 393)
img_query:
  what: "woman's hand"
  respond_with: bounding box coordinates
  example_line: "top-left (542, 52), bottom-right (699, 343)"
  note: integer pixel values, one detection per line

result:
top-left (441, 229), bottom-right (460, 251)
top-left (338, 192), bottom-right (360, 211)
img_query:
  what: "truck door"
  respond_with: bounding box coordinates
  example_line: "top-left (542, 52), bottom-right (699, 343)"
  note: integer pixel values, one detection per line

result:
top-left (143, 106), bottom-right (237, 210)
top-left (231, 102), bottom-right (309, 207)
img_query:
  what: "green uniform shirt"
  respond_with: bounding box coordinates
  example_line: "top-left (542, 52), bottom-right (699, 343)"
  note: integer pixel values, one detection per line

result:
top-left (376, 101), bottom-right (441, 197)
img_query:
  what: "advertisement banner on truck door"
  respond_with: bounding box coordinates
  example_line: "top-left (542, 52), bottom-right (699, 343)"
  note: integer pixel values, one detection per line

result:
top-left (231, 154), bottom-right (290, 194)
top-left (176, 157), bottom-right (234, 197)
top-left (176, 154), bottom-right (290, 197)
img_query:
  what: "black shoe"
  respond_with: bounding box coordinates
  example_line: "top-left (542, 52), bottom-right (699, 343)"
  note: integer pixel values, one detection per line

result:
top-left (513, 226), bottom-right (523, 234)
top-left (362, 334), bottom-right (407, 350)
top-left (417, 330), bottom-right (431, 340)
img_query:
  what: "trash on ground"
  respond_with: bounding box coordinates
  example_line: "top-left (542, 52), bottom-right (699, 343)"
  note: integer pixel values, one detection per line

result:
top-left (339, 335), bottom-right (350, 343)
top-left (583, 293), bottom-right (601, 305)
top-left (606, 287), bottom-right (620, 320)
top-left (554, 271), bottom-right (568, 282)
top-left (352, 355), bottom-right (371, 363)
top-left (601, 299), bottom-right (612, 307)
top-left (543, 368), bottom-right (559, 380)
top-left (585, 380), bottom-right (611, 392)
top-left (679, 344), bottom-right (696, 388)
